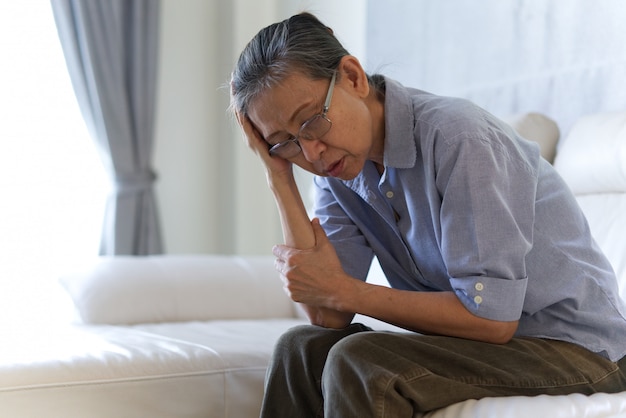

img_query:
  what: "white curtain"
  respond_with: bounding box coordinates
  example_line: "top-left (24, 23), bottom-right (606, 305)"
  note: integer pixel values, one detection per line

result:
top-left (51, 0), bottom-right (162, 255)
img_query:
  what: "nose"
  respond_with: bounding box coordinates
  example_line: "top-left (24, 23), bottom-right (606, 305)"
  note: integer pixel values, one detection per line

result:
top-left (299, 138), bottom-right (325, 162)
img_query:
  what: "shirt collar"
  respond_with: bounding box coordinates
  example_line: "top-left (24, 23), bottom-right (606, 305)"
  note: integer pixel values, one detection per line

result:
top-left (338, 77), bottom-right (418, 192)
top-left (382, 77), bottom-right (417, 169)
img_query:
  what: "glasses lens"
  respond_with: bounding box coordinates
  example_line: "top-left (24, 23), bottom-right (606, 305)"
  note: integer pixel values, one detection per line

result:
top-left (270, 140), bottom-right (301, 159)
top-left (299, 115), bottom-right (331, 140)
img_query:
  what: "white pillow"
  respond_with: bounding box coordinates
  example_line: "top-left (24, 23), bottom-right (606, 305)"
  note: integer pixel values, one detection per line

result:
top-left (503, 112), bottom-right (560, 164)
top-left (59, 255), bottom-right (296, 325)
top-left (554, 111), bottom-right (626, 194)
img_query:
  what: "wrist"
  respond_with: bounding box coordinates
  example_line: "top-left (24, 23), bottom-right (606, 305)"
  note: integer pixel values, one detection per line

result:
top-left (267, 169), bottom-right (298, 193)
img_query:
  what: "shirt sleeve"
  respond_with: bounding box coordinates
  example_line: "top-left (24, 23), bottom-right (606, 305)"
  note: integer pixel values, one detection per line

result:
top-left (435, 129), bottom-right (539, 321)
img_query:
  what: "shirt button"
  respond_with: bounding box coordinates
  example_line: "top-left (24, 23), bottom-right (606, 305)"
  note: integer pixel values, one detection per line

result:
top-left (474, 295), bottom-right (483, 304)
top-left (386, 191), bottom-right (394, 198)
top-left (475, 282), bottom-right (484, 291)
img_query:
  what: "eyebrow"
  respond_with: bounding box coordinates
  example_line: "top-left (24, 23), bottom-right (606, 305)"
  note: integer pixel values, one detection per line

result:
top-left (264, 99), bottom-right (316, 144)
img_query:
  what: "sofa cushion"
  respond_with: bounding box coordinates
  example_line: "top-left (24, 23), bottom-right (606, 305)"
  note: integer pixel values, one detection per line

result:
top-left (424, 392), bottom-right (626, 418)
top-left (503, 112), bottom-right (560, 163)
top-left (60, 255), bottom-right (296, 325)
top-left (0, 319), bottom-right (306, 418)
top-left (554, 110), bottom-right (626, 194)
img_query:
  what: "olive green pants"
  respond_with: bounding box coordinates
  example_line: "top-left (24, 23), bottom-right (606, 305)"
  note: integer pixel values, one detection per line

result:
top-left (260, 323), bottom-right (626, 417)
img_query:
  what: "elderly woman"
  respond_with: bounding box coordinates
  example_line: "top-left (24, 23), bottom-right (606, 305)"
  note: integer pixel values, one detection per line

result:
top-left (230, 12), bottom-right (626, 418)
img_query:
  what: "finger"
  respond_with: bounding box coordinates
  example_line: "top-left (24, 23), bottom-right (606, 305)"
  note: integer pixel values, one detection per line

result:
top-left (239, 114), bottom-right (256, 137)
top-left (273, 255), bottom-right (283, 269)
top-left (272, 244), bottom-right (290, 260)
top-left (238, 116), bottom-right (269, 151)
top-left (311, 218), bottom-right (329, 246)
top-left (235, 111), bottom-right (256, 136)
top-left (234, 110), bottom-right (244, 127)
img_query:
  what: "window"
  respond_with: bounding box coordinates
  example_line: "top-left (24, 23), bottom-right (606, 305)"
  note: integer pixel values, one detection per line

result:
top-left (0, 2), bottom-right (107, 326)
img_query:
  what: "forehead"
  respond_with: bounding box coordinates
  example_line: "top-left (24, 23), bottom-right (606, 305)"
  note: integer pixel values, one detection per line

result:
top-left (247, 73), bottom-right (323, 138)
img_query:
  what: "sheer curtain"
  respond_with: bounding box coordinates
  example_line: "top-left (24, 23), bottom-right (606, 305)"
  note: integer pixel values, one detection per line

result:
top-left (51, 0), bottom-right (162, 255)
top-left (0, 2), bottom-right (106, 326)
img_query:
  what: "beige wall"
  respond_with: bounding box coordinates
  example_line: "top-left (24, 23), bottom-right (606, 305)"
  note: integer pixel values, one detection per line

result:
top-left (153, 0), bottom-right (366, 255)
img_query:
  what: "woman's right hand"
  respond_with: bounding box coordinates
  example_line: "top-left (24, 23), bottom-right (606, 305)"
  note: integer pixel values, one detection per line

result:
top-left (235, 111), bottom-right (293, 183)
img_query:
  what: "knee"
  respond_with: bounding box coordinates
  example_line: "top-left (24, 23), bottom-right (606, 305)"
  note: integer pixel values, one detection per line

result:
top-left (327, 332), bottom-right (371, 359)
top-left (274, 323), bottom-right (371, 355)
top-left (321, 332), bottom-right (391, 404)
top-left (322, 332), bottom-right (375, 381)
top-left (272, 325), bottom-right (318, 356)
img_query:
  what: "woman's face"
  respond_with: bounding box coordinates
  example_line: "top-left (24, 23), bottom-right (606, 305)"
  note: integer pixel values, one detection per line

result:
top-left (246, 65), bottom-right (382, 180)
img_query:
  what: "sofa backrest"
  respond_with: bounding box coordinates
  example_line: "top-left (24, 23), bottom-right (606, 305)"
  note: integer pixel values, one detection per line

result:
top-left (60, 255), bottom-right (297, 324)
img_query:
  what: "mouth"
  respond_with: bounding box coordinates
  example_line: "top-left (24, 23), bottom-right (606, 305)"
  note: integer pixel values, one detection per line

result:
top-left (325, 158), bottom-right (344, 177)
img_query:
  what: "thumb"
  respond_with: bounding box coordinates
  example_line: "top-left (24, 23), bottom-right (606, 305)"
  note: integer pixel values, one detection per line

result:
top-left (312, 218), bottom-right (329, 245)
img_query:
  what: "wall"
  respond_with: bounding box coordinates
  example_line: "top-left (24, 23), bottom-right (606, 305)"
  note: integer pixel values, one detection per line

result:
top-left (153, 0), bottom-right (626, 256)
top-left (366, 0), bottom-right (626, 139)
top-left (153, 0), bottom-right (221, 255)
top-left (153, 0), bottom-right (367, 255)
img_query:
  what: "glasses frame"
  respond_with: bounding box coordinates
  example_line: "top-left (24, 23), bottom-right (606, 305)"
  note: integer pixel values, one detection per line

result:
top-left (268, 71), bottom-right (337, 158)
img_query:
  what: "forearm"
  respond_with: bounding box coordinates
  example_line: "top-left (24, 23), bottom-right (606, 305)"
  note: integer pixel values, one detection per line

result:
top-left (269, 174), bottom-right (353, 328)
top-left (269, 173), bottom-right (315, 249)
top-left (341, 281), bottom-right (518, 343)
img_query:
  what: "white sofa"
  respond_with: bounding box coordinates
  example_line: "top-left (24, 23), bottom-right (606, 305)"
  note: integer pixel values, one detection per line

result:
top-left (1, 112), bottom-right (625, 417)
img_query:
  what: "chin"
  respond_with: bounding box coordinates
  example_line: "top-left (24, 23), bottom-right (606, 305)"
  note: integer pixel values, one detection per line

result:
top-left (337, 171), bottom-right (359, 181)
top-left (336, 159), bottom-right (365, 180)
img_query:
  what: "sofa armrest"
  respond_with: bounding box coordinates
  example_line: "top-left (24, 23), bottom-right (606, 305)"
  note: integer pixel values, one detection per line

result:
top-left (59, 255), bottom-right (298, 325)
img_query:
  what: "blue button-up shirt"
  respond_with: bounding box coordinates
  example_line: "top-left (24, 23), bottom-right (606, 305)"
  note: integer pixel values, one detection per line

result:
top-left (313, 78), bottom-right (626, 361)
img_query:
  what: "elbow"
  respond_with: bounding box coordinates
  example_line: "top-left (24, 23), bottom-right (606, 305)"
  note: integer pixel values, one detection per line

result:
top-left (309, 309), bottom-right (354, 329)
top-left (310, 314), bottom-right (353, 330)
top-left (303, 305), bottom-right (354, 329)
top-left (485, 320), bottom-right (519, 344)
top-left (310, 318), bottom-right (349, 329)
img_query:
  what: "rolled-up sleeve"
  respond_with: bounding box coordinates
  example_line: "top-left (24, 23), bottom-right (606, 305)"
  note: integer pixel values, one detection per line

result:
top-left (435, 130), bottom-right (539, 321)
top-left (450, 275), bottom-right (528, 321)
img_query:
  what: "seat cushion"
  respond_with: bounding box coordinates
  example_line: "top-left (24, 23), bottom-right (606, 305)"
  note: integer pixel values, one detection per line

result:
top-left (0, 318), bottom-right (306, 418)
top-left (424, 392), bottom-right (626, 418)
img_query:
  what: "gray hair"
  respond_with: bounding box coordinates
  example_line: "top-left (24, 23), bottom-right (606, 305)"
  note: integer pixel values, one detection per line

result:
top-left (230, 13), bottom-right (349, 115)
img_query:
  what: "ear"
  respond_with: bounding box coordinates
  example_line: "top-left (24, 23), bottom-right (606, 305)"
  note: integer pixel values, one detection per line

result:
top-left (337, 55), bottom-right (370, 99)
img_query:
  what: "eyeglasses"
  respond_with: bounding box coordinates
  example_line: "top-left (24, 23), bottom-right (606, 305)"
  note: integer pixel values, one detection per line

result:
top-left (268, 71), bottom-right (336, 159)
